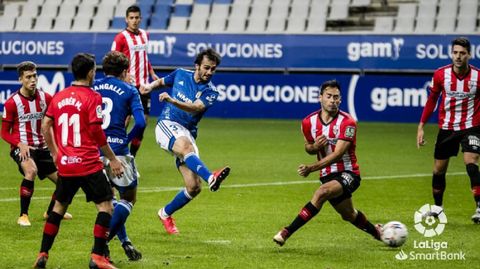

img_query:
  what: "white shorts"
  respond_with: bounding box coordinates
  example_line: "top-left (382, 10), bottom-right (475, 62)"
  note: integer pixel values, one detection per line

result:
top-left (101, 155), bottom-right (138, 188)
top-left (155, 119), bottom-right (199, 162)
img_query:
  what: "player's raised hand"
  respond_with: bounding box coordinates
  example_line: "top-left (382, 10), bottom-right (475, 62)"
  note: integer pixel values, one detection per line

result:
top-left (139, 83), bottom-right (152, 94)
top-left (298, 164), bottom-right (311, 177)
top-left (159, 92), bottom-right (172, 103)
top-left (109, 157), bottom-right (125, 178)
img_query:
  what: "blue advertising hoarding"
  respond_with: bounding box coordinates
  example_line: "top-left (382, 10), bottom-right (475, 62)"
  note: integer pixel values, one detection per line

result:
top-left (0, 32), bottom-right (479, 70)
top-left (0, 70), bottom-right (434, 123)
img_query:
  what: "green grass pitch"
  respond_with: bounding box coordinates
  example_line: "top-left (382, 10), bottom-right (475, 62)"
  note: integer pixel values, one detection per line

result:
top-left (0, 118), bottom-right (478, 268)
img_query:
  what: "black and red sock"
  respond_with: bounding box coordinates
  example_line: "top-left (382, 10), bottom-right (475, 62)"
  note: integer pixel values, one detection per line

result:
top-left (351, 210), bottom-right (379, 240)
top-left (19, 179), bottom-right (34, 216)
top-left (40, 211), bottom-right (63, 253)
top-left (92, 212), bottom-right (111, 255)
top-left (286, 202), bottom-right (320, 235)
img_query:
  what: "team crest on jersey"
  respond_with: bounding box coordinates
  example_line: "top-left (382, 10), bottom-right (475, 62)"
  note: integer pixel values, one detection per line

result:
top-left (195, 91), bottom-right (202, 99)
top-left (468, 80), bottom-right (477, 91)
top-left (96, 105), bottom-right (102, 119)
top-left (345, 126), bottom-right (355, 138)
top-left (39, 100), bottom-right (47, 111)
top-left (333, 125), bottom-right (339, 136)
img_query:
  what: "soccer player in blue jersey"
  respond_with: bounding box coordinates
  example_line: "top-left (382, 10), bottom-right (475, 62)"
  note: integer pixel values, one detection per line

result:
top-left (93, 51), bottom-right (146, 260)
top-left (141, 48), bottom-right (230, 234)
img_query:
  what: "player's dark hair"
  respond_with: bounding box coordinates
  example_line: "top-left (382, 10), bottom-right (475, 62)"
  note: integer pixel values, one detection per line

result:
top-left (452, 37), bottom-right (471, 52)
top-left (103, 51), bottom-right (129, 77)
top-left (194, 48), bottom-right (221, 66)
top-left (16, 61), bottom-right (37, 77)
top-left (126, 5), bottom-right (141, 17)
top-left (71, 53), bottom-right (95, 80)
top-left (320, 80), bottom-right (341, 95)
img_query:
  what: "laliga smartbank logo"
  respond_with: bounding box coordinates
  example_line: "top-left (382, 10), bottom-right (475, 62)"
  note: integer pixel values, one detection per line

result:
top-left (395, 204), bottom-right (465, 261)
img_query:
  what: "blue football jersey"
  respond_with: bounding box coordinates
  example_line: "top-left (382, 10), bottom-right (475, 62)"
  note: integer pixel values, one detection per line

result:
top-left (158, 68), bottom-right (219, 137)
top-left (93, 76), bottom-right (144, 155)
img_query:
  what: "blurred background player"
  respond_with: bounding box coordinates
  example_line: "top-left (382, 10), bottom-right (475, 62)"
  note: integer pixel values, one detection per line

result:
top-left (417, 37), bottom-right (480, 223)
top-left (1, 61), bottom-right (72, 227)
top-left (273, 80), bottom-right (382, 246)
top-left (111, 4), bottom-right (158, 157)
top-left (94, 51), bottom-right (145, 261)
top-left (141, 48), bottom-right (230, 235)
top-left (33, 53), bottom-right (123, 269)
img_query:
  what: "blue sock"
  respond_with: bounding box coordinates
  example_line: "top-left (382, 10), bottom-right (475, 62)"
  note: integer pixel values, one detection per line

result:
top-left (164, 188), bottom-right (193, 216)
top-left (109, 199), bottom-right (132, 242)
top-left (184, 152), bottom-right (212, 183)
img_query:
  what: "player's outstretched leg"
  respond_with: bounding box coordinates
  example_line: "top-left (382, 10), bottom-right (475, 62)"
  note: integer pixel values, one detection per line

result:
top-left (349, 210), bottom-right (382, 241)
top-left (182, 152), bottom-right (231, 191)
top-left (208, 166), bottom-right (230, 192)
top-left (273, 202), bottom-right (320, 246)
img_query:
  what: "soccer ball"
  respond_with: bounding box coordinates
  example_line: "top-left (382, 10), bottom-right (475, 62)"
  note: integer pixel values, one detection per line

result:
top-left (381, 221), bottom-right (408, 247)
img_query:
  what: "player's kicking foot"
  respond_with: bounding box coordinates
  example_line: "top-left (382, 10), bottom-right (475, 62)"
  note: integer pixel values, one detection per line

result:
top-left (122, 241), bottom-right (142, 261)
top-left (422, 205), bottom-right (443, 218)
top-left (158, 208), bottom-right (179, 235)
top-left (374, 223), bottom-right (383, 241)
top-left (209, 166), bottom-right (230, 192)
top-left (472, 208), bottom-right (480, 224)
top-left (89, 253), bottom-right (118, 269)
top-left (273, 228), bottom-right (290, 246)
top-left (33, 252), bottom-right (48, 268)
top-left (43, 212), bottom-right (73, 220)
top-left (17, 214), bottom-right (31, 227)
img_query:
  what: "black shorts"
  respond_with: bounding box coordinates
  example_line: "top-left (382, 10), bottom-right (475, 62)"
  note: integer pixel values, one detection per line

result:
top-left (320, 171), bottom-right (361, 206)
top-left (434, 127), bottom-right (480, 159)
top-left (140, 92), bottom-right (151, 115)
top-left (55, 170), bottom-right (113, 204)
top-left (10, 148), bottom-right (57, 179)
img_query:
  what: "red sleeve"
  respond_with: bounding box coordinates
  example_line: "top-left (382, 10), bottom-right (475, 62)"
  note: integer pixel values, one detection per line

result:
top-left (338, 117), bottom-right (357, 142)
top-left (45, 95), bottom-right (55, 119)
top-left (91, 123), bottom-right (107, 147)
top-left (1, 120), bottom-right (19, 146)
top-left (1, 99), bottom-right (19, 146)
top-left (301, 117), bottom-right (314, 143)
top-left (89, 93), bottom-right (107, 147)
top-left (44, 91), bottom-right (53, 107)
top-left (111, 33), bottom-right (124, 52)
top-left (420, 72), bottom-right (442, 124)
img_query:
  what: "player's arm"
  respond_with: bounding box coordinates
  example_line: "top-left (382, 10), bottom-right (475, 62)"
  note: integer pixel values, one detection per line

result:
top-left (41, 116), bottom-right (58, 161)
top-left (417, 76), bottom-right (441, 148)
top-left (2, 107), bottom-right (31, 160)
top-left (91, 122), bottom-right (124, 177)
top-left (139, 77), bottom-right (166, 94)
top-left (126, 108), bottom-right (147, 143)
top-left (148, 62), bottom-right (159, 81)
top-left (304, 135), bottom-right (328, 155)
top-left (298, 139), bottom-right (351, 177)
top-left (159, 92), bottom-right (206, 113)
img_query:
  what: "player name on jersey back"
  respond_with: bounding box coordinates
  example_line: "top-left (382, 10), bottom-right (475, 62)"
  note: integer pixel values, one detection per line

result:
top-left (57, 97), bottom-right (82, 110)
top-left (93, 83), bottom-right (126, 95)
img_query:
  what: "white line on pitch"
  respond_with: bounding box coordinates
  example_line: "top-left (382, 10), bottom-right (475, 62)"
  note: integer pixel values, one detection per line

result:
top-left (0, 172), bottom-right (467, 202)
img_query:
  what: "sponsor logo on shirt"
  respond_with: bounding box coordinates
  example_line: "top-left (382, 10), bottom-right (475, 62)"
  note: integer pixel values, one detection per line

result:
top-left (18, 112), bottom-right (44, 122)
top-left (60, 155), bottom-right (82, 165)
